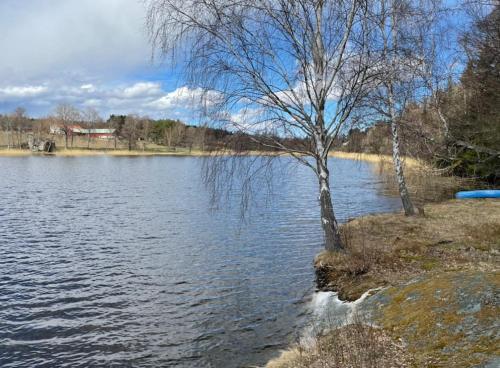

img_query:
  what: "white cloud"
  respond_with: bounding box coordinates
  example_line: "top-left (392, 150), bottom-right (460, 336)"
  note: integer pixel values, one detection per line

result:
top-left (226, 107), bottom-right (285, 134)
top-left (80, 84), bottom-right (96, 92)
top-left (122, 82), bottom-right (163, 98)
top-left (231, 107), bottom-right (264, 126)
top-left (0, 85), bottom-right (49, 98)
top-left (268, 81), bottom-right (340, 107)
top-left (82, 98), bottom-right (102, 107)
top-left (0, 0), bottom-right (150, 85)
top-left (148, 87), bottom-right (223, 110)
top-left (0, 80), bottom-right (223, 121)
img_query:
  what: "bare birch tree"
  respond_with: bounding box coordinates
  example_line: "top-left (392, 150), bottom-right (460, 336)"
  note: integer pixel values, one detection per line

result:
top-left (123, 115), bottom-right (140, 151)
top-left (4, 117), bottom-right (13, 149)
top-left (146, 0), bottom-right (374, 252)
top-left (82, 107), bottom-right (102, 149)
top-left (361, 0), bottom-right (433, 215)
top-left (12, 107), bottom-right (28, 148)
top-left (54, 103), bottom-right (80, 150)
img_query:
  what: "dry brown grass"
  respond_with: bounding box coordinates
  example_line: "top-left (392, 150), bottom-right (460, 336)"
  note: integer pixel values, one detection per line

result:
top-left (329, 151), bottom-right (423, 169)
top-left (267, 321), bottom-right (413, 368)
top-left (0, 148), bottom-right (212, 157)
top-left (381, 163), bottom-right (476, 206)
top-left (315, 199), bottom-right (500, 301)
top-left (49, 148), bottom-right (209, 157)
top-left (0, 149), bottom-right (35, 156)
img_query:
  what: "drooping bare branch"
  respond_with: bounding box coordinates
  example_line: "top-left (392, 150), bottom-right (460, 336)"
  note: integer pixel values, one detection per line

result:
top-left (146, 0), bottom-right (376, 251)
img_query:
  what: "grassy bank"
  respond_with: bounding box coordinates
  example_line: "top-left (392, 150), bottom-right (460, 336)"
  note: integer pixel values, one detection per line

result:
top-left (362, 270), bottom-right (499, 366)
top-left (315, 199), bottom-right (499, 301)
top-left (268, 199), bottom-right (499, 367)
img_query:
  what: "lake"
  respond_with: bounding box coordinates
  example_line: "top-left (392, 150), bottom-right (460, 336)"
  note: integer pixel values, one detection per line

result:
top-left (0, 156), bottom-right (401, 367)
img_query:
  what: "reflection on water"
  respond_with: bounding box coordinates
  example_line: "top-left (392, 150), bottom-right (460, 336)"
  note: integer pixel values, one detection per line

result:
top-left (0, 156), bottom-right (401, 367)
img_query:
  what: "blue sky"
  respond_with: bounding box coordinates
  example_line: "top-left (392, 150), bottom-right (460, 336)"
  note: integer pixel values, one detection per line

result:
top-left (0, 0), bottom-right (206, 121)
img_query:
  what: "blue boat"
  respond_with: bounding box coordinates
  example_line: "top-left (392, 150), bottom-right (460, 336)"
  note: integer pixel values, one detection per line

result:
top-left (455, 190), bottom-right (500, 199)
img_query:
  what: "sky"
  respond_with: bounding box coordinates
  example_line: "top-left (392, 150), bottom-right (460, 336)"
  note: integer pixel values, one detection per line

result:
top-left (0, 0), bottom-right (205, 121)
top-left (0, 0), bottom-right (473, 125)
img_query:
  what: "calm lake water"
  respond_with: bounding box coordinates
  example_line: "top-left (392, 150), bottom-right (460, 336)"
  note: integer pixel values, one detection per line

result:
top-left (0, 156), bottom-right (401, 367)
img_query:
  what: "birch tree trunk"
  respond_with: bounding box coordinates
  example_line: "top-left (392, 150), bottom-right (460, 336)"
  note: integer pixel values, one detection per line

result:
top-left (317, 157), bottom-right (344, 251)
top-left (7, 122), bottom-right (12, 149)
top-left (388, 87), bottom-right (416, 215)
top-left (312, 1), bottom-right (344, 251)
top-left (388, 0), bottom-right (415, 216)
top-left (436, 104), bottom-right (450, 138)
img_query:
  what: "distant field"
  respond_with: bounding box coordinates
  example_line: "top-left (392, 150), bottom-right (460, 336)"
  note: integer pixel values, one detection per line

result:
top-left (0, 131), bottom-right (203, 154)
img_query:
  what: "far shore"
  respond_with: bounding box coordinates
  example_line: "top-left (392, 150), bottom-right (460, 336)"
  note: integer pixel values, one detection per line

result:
top-left (0, 148), bottom-right (423, 166)
top-left (0, 148), bottom-right (211, 157)
top-left (329, 150), bottom-right (423, 168)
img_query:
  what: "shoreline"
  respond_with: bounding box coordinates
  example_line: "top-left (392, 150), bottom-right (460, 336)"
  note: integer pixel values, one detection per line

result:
top-left (0, 148), bottom-right (422, 166)
top-left (0, 148), bottom-right (211, 157)
top-left (267, 198), bottom-right (500, 367)
top-left (329, 150), bottom-right (424, 168)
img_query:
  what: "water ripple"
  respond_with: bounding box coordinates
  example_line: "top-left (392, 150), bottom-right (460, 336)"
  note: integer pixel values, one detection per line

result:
top-left (0, 156), bottom-right (401, 367)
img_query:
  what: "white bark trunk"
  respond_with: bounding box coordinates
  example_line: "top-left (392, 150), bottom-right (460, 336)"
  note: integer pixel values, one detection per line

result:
top-left (315, 131), bottom-right (344, 251)
top-left (317, 162), bottom-right (344, 252)
top-left (388, 0), bottom-right (415, 216)
top-left (310, 2), bottom-right (344, 251)
top-left (7, 123), bottom-right (12, 149)
top-left (436, 104), bottom-right (450, 138)
top-left (389, 96), bottom-right (416, 216)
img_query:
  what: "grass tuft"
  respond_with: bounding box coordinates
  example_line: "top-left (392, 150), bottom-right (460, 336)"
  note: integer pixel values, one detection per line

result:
top-left (267, 318), bottom-right (413, 368)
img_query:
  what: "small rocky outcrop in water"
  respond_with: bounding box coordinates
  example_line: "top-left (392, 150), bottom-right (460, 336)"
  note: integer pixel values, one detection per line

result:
top-left (358, 271), bottom-right (499, 367)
